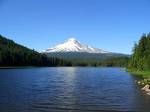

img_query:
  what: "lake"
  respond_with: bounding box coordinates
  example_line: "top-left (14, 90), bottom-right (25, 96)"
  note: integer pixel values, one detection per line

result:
top-left (0, 67), bottom-right (150, 112)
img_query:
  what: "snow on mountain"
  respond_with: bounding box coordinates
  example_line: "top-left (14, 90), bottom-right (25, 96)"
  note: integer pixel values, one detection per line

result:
top-left (42, 38), bottom-right (109, 53)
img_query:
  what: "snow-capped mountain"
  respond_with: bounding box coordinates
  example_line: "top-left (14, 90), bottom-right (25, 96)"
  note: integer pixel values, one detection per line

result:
top-left (42, 38), bottom-right (109, 53)
top-left (42, 38), bottom-right (129, 61)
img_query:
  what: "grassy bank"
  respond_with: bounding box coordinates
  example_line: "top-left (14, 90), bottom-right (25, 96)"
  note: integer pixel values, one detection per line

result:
top-left (127, 69), bottom-right (150, 86)
top-left (127, 69), bottom-right (150, 79)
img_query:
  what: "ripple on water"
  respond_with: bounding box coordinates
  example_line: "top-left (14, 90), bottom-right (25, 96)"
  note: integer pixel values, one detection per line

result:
top-left (0, 67), bottom-right (150, 112)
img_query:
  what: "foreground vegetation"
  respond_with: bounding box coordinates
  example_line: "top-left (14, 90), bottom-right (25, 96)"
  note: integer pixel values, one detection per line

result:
top-left (128, 33), bottom-right (150, 71)
top-left (128, 33), bottom-right (150, 88)
top-left (128, 33), bottom-right (150, 78)
top-left (127, 69), bottom-right (150, 78)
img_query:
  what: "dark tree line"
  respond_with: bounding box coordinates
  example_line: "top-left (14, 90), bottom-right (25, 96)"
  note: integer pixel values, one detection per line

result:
top-left (0, 35), bottom-right (71, 66)
top-left (63, 57), bottom-right (129, 67)
top-left (128, 33), bottom-right (150, 70)
top-left (99, 57), bottom-right (129, 67)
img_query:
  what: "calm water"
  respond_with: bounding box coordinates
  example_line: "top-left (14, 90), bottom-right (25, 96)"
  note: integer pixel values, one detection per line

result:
top-left (0, 67), bottom-right (150, 112)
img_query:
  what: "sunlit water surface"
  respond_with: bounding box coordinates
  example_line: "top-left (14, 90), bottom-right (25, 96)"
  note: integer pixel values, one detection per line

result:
top-left (0, 67), bottom-right (150, 112)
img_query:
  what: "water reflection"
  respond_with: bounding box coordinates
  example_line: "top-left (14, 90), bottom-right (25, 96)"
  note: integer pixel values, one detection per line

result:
top-left (0, 67), bottom-right (150, 112)
top-left (55, 67), bottom-right (78, 110)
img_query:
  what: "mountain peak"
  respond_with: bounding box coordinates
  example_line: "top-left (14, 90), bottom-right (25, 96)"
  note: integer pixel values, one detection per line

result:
top-left (43, 38), bottom-right (109, 53)
top-left (65, 38), bottom-right (79, 44)
top-left (67, 38), bottom-right (76, 42)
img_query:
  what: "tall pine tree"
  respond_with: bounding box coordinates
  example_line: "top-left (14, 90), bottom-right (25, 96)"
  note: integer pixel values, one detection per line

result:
top-left (129, 33), bottom-right (150, 71)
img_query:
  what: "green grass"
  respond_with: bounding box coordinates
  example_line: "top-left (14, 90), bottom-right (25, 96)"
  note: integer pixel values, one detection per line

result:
top-left (127, 69), bottom-right (150, 79)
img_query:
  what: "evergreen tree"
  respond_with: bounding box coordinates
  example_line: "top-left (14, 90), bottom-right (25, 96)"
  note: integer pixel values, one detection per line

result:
top-left (129, 33), bottom-right (150, 71)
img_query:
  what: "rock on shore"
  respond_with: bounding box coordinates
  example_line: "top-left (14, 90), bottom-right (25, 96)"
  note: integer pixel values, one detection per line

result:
top-left (137, 79), bottom-right (150, 95)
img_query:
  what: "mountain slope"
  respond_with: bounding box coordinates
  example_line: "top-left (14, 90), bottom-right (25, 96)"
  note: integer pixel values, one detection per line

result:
top-left (0, 35), bottom-right (65, 66)
top-left (43, 38), bottom-right (109, 53)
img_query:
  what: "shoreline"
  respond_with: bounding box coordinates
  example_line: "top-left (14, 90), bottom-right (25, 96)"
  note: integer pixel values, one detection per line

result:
top-left (127, 69), bottom-right (150, 78)
top-left (127, 69), bottom-right (150, 95)
top-left (0, 66), bottom-right (124, 69)
top-left (0, 66), bottom-right (53, 69)
top-left (0, 67), bottom-right (35, 69)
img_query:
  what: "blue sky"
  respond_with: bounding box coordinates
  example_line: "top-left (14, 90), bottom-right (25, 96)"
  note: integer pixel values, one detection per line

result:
top-left (0, 0), bottom-right (150, 54)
